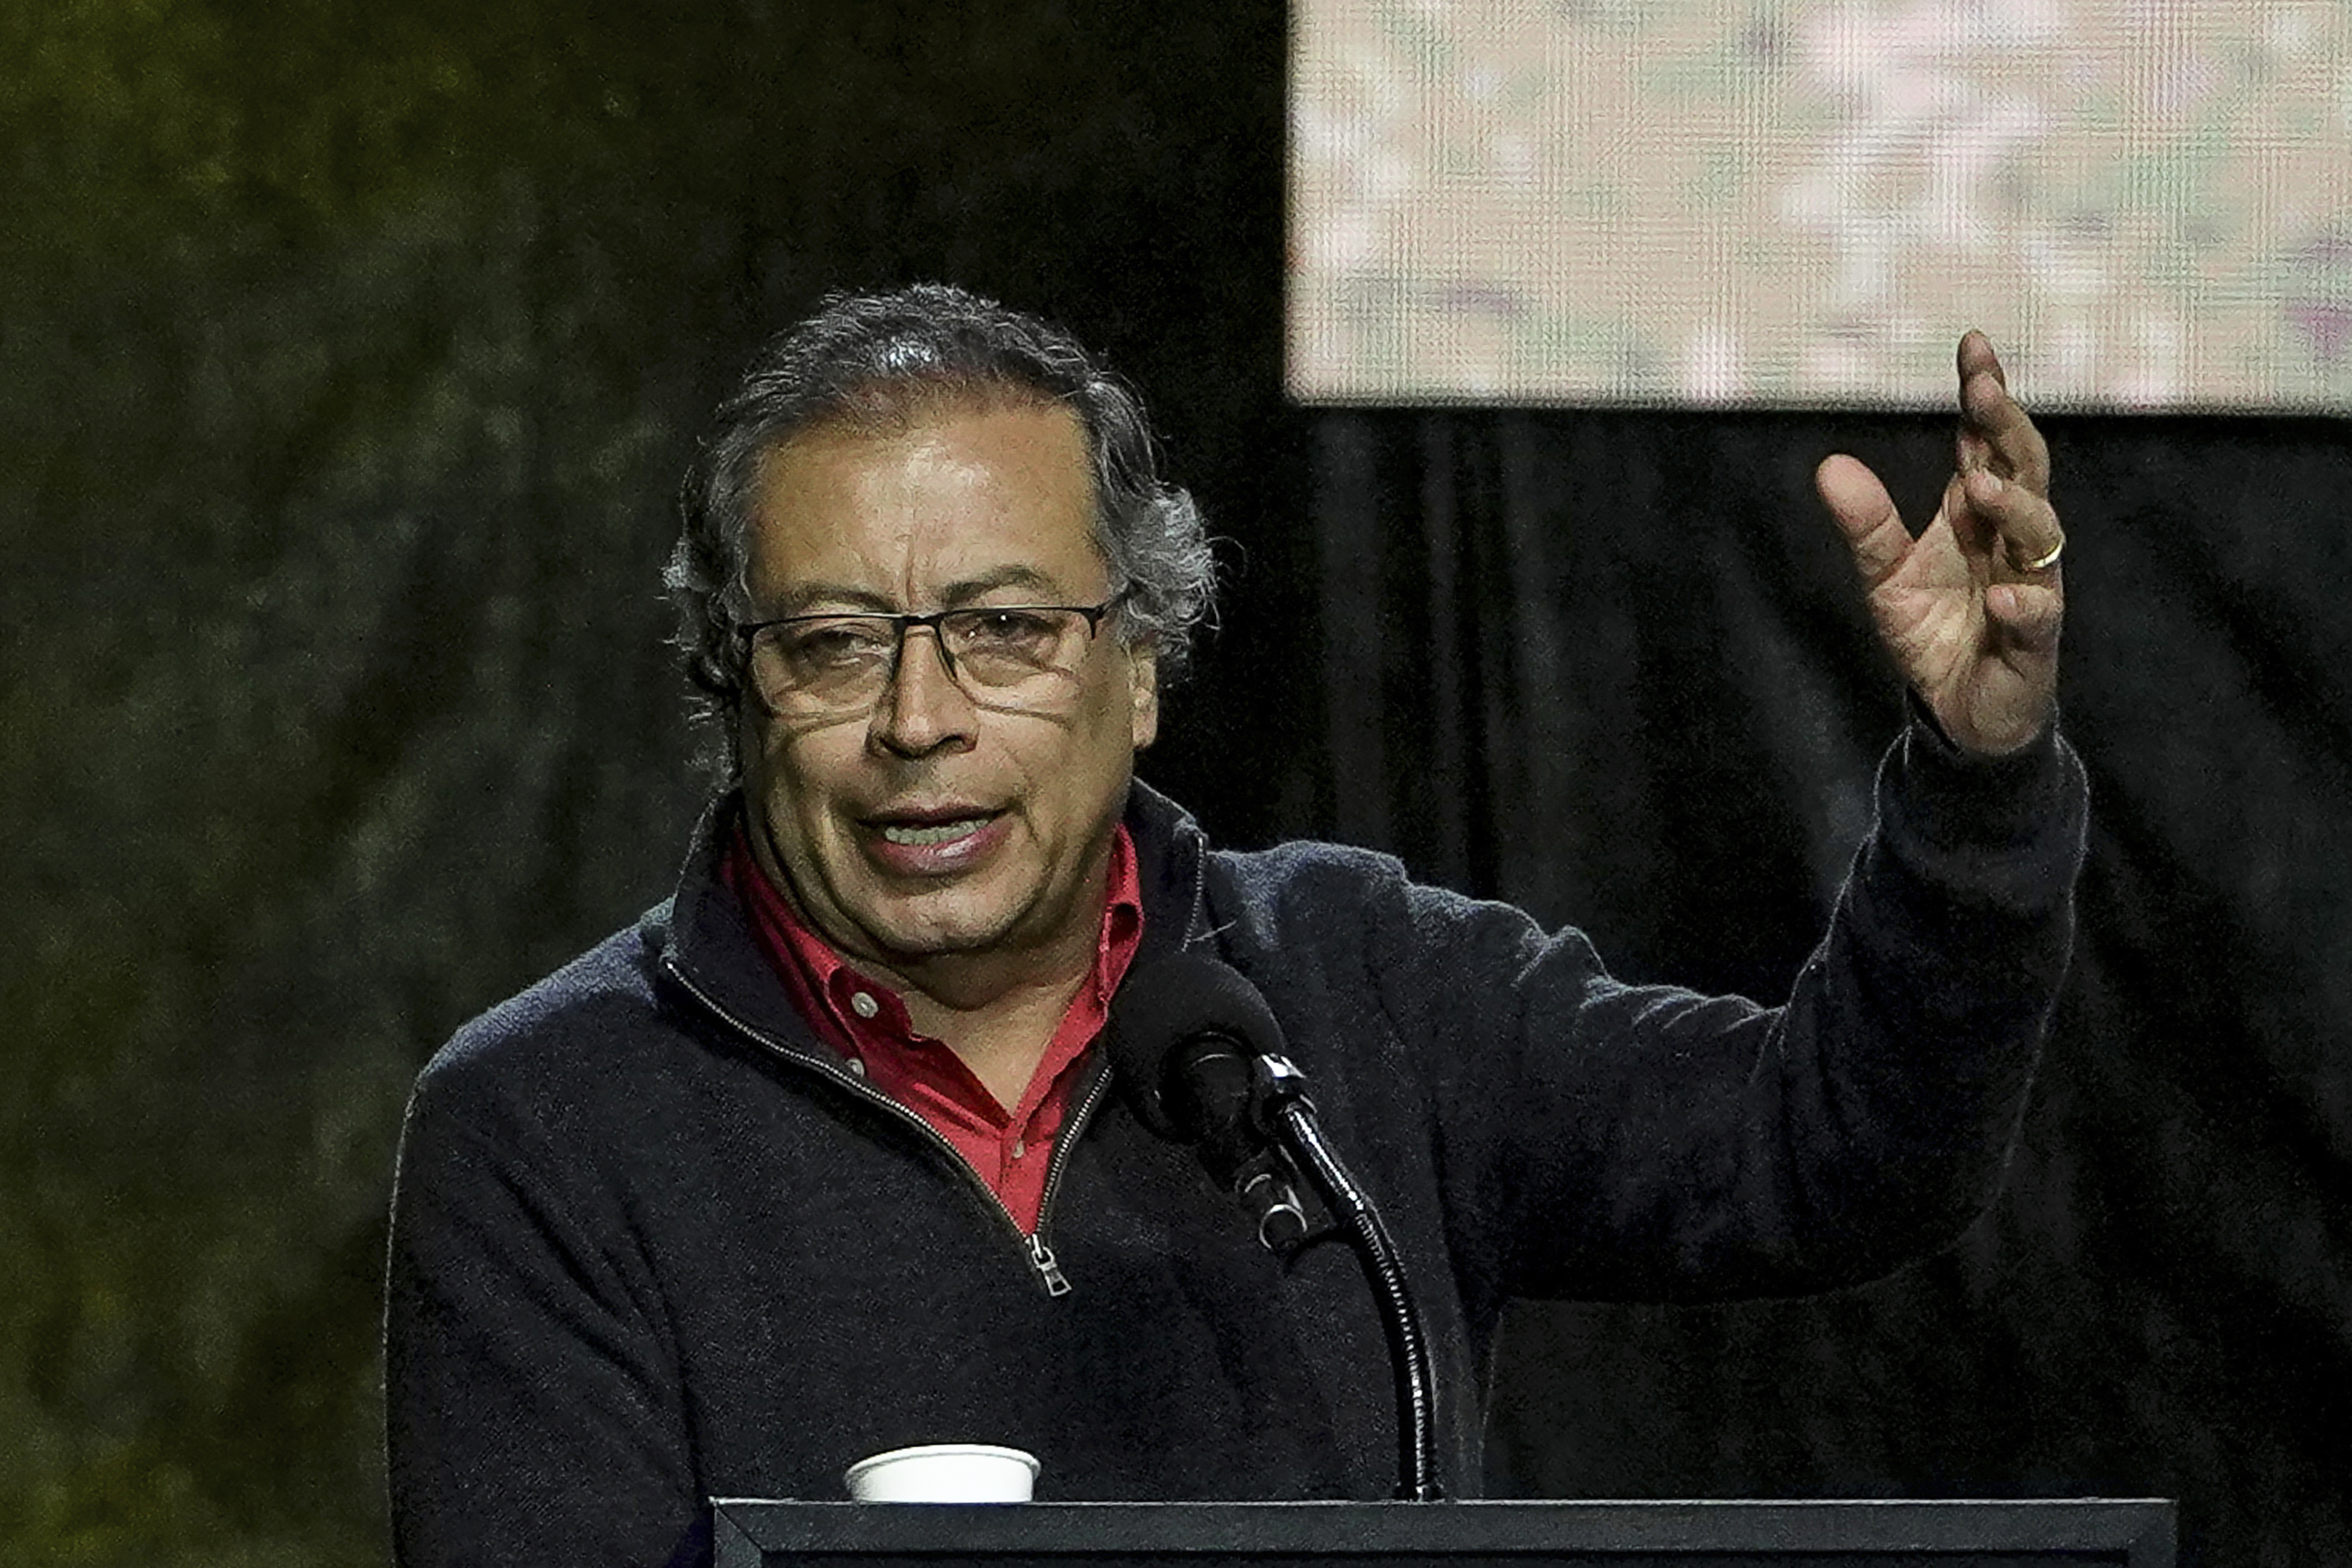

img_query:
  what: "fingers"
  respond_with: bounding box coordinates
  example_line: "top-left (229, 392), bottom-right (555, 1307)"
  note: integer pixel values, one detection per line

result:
top-left (1961, 466), bottom-right (2066, 578)
top-left (1956, 331), bottom-right (2051, 496)
top-left (1814, 454), bottom-right (1910, 588)
top-left (1958, 328), bottom-right (2007, 390)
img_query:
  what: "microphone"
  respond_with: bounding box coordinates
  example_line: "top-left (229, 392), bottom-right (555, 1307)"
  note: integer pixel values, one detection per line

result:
top-left (1108, 949), bottom-right (1443, 1501)
top-left (1105, 951), bottom-right (1312, 1253)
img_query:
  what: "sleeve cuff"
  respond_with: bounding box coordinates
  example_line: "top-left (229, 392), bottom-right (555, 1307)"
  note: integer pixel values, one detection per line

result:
top-left (1896, 690), bottom-right (2081, 855)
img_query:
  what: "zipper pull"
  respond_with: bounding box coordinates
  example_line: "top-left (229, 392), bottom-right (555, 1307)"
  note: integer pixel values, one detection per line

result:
top-left (1027, 1235), bottom-right (1072, 1298)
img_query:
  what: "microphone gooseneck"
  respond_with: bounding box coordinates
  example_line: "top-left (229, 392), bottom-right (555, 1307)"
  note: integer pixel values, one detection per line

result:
top-left (1250, 1052), bottom-right (1439, 1502)
top-left (1106, 951), bottom-right (1443, 1501)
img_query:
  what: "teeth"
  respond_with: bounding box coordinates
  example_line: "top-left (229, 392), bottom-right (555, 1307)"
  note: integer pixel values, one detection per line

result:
top-left (880, 818), bottom-right (989, 846)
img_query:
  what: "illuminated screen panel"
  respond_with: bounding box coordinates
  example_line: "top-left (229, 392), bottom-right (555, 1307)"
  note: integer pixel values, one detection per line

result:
top-left (1289, 1), bottom-right (2352, 411)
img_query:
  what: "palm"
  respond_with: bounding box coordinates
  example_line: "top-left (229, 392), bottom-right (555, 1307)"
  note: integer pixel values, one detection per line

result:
top-left (1816, 334), bottom-right (2064, 757)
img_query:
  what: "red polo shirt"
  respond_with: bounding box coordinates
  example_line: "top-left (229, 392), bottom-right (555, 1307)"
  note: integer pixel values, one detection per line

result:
top-left (721, 818), bottom-right (1144, 1234)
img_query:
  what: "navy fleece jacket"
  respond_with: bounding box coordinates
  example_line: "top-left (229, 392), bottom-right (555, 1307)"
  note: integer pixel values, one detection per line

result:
top-left (385, 718), bottom-right (2086, 1566)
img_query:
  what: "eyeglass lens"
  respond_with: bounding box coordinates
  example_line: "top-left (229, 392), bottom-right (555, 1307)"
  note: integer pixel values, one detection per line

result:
top-left (751, 608), bottom-right (1098, 712)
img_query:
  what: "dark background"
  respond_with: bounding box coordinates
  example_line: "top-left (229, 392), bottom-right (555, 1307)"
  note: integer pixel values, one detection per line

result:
top-left (5, 4), bottom-right (2347, 1564)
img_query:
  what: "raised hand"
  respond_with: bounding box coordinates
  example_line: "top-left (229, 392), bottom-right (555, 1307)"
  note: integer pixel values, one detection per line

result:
top-left (1815, 332), bottom-right (2065, 757)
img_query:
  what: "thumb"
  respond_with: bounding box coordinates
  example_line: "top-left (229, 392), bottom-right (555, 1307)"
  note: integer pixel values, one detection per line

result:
top-left (1815, 454), bottom-right (1907, 586)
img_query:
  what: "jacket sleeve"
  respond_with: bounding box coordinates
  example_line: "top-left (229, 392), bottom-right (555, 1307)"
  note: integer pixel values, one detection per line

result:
top-left (1399, 715), bottom-right (2088, 1305)
top-left (383, 1048), bottom-right (701, 1568)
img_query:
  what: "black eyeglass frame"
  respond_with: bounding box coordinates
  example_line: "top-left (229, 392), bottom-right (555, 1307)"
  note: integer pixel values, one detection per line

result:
top-left (731, 590), bottom-right (1131, 702)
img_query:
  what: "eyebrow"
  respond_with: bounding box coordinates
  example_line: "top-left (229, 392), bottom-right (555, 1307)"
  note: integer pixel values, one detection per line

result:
top-left (765, 564), bottom-right (1073, 617)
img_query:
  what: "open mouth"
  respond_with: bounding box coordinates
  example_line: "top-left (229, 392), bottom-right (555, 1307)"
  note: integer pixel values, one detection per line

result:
top-left (859, 803), bottom-right (1008, 865)
top-left (878, 817), bottom-right (993, 847)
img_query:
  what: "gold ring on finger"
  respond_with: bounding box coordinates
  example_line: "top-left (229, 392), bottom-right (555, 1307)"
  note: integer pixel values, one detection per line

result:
top-left (2014, 536), bottom-right (2064, 573)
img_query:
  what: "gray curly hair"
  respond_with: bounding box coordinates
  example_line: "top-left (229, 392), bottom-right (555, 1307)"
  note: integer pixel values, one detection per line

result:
top-left (664, 283), bottom-right (1218, 790)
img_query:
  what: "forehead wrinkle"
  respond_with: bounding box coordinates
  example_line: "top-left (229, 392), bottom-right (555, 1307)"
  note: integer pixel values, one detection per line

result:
top-left (760, 564), bottom-right (1084, 621)
top-left (747, 401), bottom-right (1103, 615)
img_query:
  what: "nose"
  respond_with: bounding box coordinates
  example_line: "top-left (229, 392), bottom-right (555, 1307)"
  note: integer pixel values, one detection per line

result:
top-left (869, 622), bottom-right (978, 757)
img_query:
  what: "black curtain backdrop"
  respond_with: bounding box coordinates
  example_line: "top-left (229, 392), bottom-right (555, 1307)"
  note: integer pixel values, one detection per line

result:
top-left (5, 3), bottom-right (2348, 1564)
top-left (1308, 408), bottom-right (2352, 1566)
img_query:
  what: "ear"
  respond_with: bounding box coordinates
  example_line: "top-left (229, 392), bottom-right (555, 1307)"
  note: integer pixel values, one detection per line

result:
top-left (1127, 642), bottom-right (1160, 751)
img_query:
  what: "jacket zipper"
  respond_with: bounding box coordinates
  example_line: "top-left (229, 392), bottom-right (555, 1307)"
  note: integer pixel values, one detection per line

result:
top-left (1024, 1065), bottom-right (1113, 1295)
top-left (660, 954), bottom-right (1101, 1298)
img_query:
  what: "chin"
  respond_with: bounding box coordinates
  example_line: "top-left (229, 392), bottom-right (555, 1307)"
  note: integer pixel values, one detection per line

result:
top-left (856, 891), bottom-right (1031, 959)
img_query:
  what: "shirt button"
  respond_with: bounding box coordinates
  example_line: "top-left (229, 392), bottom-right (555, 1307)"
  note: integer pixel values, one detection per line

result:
top-left (847, 1058), bottom-right (867, 1076)
top-left (1011, 1138), bottom-right (1028, 1160)
top-left (850, 991), bottom-right (880, 1020)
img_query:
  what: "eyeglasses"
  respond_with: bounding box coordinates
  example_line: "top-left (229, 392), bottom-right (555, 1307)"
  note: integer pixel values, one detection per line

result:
top-left (735, 594), bottom-right (1127, 717)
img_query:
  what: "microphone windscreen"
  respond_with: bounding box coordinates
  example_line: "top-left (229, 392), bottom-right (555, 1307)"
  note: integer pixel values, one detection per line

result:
top-left (1105, 951), bottom-right (1289, 1140)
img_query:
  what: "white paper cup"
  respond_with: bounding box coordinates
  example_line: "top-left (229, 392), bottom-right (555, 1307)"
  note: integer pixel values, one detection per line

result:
top-left (843, 1443), bottom-right (1040, 1503)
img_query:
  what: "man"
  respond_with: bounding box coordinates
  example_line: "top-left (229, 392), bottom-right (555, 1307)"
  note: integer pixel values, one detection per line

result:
top-left (385, 285), bottom-right (2085, 1564)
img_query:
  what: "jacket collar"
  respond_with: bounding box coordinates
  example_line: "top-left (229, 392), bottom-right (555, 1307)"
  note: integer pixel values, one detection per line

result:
top-left (649, 777), bottom-right (1212, 1044)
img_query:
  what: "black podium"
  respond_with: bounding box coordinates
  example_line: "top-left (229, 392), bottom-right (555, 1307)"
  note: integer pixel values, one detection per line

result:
top-left (710, 1498), bottom-right (2174, 1567)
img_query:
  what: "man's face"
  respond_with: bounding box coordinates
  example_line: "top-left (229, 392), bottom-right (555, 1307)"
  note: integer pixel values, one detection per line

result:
top-left (737, 397), bottom-right (1159, 972)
